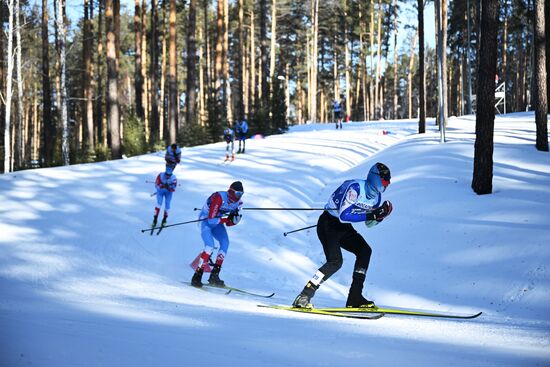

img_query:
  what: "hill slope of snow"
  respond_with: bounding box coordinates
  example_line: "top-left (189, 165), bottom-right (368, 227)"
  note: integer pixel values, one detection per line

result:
top-left (1, 113), bottom-right (549, 367)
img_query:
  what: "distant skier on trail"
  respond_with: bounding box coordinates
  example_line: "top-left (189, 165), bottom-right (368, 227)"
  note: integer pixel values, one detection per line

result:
top-left (235, 118), bottom-right (249, 153)
top-left (223, 126), bottom-right (236, 162)
top-left (292, 162), bottom-right (393, 309)
top-left (333, 98), bottom-right (343, 129)
top-left (151, 167), bottom-right (178, 232)
top-left (191, 181), bottom-right (244, 288)
top-left (165, 144), bottom-right (181, 172)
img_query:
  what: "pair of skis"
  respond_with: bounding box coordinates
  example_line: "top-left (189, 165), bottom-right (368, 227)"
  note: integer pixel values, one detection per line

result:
top-left (259, 304), bottom-right (482, 320)
top-left (184, 282), bottom-right (481, 320)
top-left (150, 221), bottom-right (166, 235)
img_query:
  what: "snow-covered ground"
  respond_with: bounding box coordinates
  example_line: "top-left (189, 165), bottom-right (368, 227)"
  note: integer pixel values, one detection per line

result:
top-left (1, 113), bottom-right (549, 367)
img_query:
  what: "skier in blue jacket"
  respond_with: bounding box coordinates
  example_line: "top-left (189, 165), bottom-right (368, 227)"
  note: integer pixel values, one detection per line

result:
top-left (165, 144), bottom-right (182, 172)
top-left (293, 162), bottom-right (393, 308)
top-left (191, 181), bottom-right (244, 287)
top-left (235, 118), bottom-right (249, 153)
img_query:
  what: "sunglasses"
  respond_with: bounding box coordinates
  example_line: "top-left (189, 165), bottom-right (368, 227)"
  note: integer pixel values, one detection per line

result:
top-left (231, 189), bottom-right (244, 199)
top-left (376, 163), bottom-right (391, 187)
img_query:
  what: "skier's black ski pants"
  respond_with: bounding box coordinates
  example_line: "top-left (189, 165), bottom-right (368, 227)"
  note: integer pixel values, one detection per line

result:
top-left (316, 210), bottom-right (372, 281)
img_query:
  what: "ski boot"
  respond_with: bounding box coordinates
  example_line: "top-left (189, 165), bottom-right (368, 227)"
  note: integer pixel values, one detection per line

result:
top-left (346, 294), bottom-right (375, 308)
top-left (292, 281), bottom-right (318, 308)
top-left (208, 265), bottom-right (225, 287)
top-left (191, 268), bottom-right (204, 288)
top-left (161, 215), bottom-right (167, 227)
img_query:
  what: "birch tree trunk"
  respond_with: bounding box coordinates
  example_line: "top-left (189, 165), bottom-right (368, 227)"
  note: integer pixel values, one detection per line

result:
top-left (56, 0), bottom-right (70, 165)
top-left (415, 0), bottom-right (425, 133)
top-left (4, 0), bottom-right (14, 172)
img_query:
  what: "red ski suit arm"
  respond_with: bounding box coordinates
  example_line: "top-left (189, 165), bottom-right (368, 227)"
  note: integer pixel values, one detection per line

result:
top-left (208, 192), bottom-right (229, 225)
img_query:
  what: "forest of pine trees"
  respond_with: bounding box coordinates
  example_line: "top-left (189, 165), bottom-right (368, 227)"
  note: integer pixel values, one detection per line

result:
top-left (0, 0), bottom-right (548, 173)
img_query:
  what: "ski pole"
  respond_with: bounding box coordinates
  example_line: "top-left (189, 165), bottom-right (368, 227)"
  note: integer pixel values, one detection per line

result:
top-left (150, 192), bottom-right (157, 197)
top-left (140, 217), bottom-right (208, 233)
top-left (193, 207), bottom-right (334, 211)
top-left (283, 224), bottom-right (317, 237)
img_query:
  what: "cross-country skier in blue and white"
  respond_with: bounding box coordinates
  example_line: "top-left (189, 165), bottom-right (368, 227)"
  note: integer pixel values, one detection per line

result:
top-left (152, 167), bottom-right (178, 230)
top-left (235, 118), bottom-right (249, 153)
top-left (165, 144), bottom-right (182, 172)
top-left (191, 181), bottom-right (244, 288)
top-left (223, 126), bottom-right (236, 161)
top-left (293, 162), bottom-right (393, 308)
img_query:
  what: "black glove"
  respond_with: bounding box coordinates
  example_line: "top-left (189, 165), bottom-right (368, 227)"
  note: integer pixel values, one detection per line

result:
top-left (368, 200), bottom-right (393, 222)
top-left (227, 210), bottom-right (242, 225)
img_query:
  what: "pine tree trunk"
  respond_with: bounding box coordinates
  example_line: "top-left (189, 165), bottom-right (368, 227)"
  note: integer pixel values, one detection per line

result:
top-left (546, 0), bottom-right (550, 112)
top-left (15, 0), bottom-right (24, 169)
top-left (248, 1), bottom-right (256, 114)
top-left (408, 30), bottom-right (418, 119)
top-left (135, 0), bottom-right (144, 118)
top-left (185, 0), bottom-right (197, 125)
top-left (392, 2), bottom-right (398, 119)
top-left (106, 0), bottom-right (121, 158)
top-left (344, 3), bottom-right (351, 120)
top-left (215, 0), bottom-right (224, 115)
top-left (269, 0), bottom-right (277, 99)
top-left (374, 2), bottom-right (382, 120)
top-left (141, 0), bottom-right (149, 142)
top-left (310, 0), bottom-right (319, 123)
top-left (472, 0), bottom-right (500, 195)
top-left (223, 0), bottom-right (231, 123)
top-left (159, 13), bottom-right (166, 141)
top-left (236, 0), bottom-right (245, 120)
top-left (96, 0), bottom-right (106, 147)
top-left (260, 0), bottom-right (269, 112)
top-left (84, 0), bottom-right (95, 156)
top-left (150, 0), bottom-right (160, 143)
top-left (534, 0), bottom-right (548, 151)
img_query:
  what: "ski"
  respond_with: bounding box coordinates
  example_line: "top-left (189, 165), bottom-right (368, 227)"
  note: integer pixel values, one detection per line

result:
top-left (207, 284), bottom-right (274, 298)
top-left (258, 305), bottom-right (384, 320)
top-left (181, 281), bottom-right (232, 295)
top-left (181, 281), bottom-right (273, 298)
top-left (316, 306), bottom-right (482, 320)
